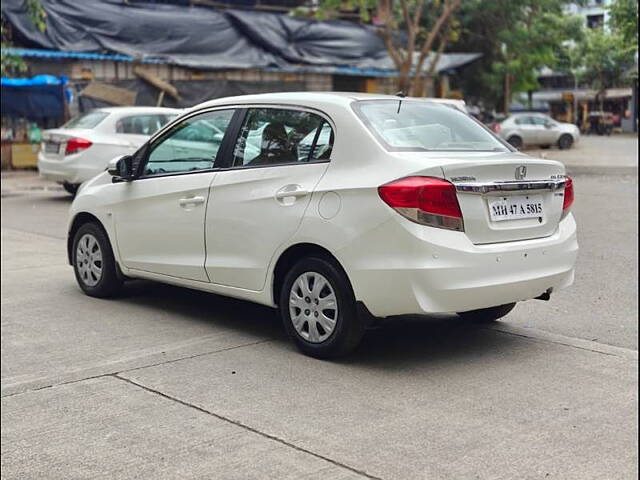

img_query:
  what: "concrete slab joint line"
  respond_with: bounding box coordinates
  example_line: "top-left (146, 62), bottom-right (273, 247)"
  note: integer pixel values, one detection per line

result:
top-left (112, 374), bottom-right (384, 480)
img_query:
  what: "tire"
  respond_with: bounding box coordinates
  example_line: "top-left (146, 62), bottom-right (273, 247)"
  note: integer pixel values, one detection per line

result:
top-left (279, 256), bottom-right (365, 359)
top-left (507, 136), bottom-right (523, 149)
top-left (72, 222), bottom-right (123, 298)
top-left (62, 182), bottom-right (80, 196)
top-left (558, 134), bottom-right (573, 150)
top-left (457, 303), bottom-right (516, 322)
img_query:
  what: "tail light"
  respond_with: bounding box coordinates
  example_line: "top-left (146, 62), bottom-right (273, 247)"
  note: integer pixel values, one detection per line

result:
top-left (378, 176), bottom-right (464, 231)
top-left (492, 123), bottom-right (501, 133)
top-left (65, 137), bottom-right (92, 156)
top-left (561, 176), bottom-right (574, 218)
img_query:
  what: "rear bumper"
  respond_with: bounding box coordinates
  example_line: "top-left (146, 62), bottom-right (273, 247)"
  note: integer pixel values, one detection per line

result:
top-left (343, 214), bottom-right (578, 317)
top-left (38, 152), bottom-right (102, 185)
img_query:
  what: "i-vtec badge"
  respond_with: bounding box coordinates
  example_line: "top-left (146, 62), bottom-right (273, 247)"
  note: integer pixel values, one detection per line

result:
top-left (515, 165), bottom-right (527, 180)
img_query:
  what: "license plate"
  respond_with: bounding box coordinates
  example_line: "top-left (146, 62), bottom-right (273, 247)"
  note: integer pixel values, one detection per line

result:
top-left (44, 142), bottom-right (60, 154)
top-left (488, 194), bottom-right (544, 222)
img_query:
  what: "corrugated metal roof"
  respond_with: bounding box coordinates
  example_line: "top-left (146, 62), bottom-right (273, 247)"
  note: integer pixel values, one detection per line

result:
top-left (1, 47), bottom-right (166, 63)
top-left (3, 47), bottom-right (479, 78)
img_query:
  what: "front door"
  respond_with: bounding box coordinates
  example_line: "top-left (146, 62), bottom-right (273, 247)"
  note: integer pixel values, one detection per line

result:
top-left (205, 107), bottom-right (334, 291)
top-left (112, 108), bottom-right (236, 281)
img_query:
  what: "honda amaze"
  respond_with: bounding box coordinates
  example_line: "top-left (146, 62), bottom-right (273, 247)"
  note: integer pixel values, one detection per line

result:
top-left (68, 92), bottom-right (578, 358)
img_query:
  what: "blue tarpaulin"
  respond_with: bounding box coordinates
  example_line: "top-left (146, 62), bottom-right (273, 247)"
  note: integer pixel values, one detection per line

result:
top-left (1, 75), bottom-right (71, 120)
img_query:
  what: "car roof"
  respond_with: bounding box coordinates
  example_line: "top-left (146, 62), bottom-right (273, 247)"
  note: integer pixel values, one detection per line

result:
top-left (191, 92), bottom-right (464, 112)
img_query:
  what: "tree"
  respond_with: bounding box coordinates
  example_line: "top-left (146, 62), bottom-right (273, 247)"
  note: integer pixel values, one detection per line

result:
top-left (451, 0), bottom-right (582, 113)
top-left (1, 0), bottom-right (46, 75)
top-left (608, 0), bottom-right (638, 48)
top-left (576, 25), bottom-right (637, 93)
top-left (316, 1), bottom-right (462, 96)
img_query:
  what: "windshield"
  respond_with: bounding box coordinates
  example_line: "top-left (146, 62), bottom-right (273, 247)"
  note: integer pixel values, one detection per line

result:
top-left (62, 111), bottom-right (109, 130)
top-left (354, 100), bottom-right (509, 152)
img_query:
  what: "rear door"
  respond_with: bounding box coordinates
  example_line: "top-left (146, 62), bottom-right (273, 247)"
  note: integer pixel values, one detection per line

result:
top-left (513, 116), bottom-right (540, 145)
top-left (204, 107), bottom-right (333, 291)
top-left (112, 108), bottom-right (237, 281)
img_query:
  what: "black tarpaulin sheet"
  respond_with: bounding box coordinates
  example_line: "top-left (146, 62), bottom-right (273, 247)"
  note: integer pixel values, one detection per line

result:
top-left (1, 0), bottom-right (394, 71)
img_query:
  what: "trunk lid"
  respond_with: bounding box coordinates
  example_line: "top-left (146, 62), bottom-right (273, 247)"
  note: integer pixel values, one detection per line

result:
top-left (40, 128), bottom-right (95, 161)
top-left (388, 151), bottom-right (567, 244)
top-left (438, 152), bottom-right (566, 244)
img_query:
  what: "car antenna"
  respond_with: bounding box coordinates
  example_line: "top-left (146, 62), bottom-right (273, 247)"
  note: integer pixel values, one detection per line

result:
top-left (395, 91), bottom-right (406, 114)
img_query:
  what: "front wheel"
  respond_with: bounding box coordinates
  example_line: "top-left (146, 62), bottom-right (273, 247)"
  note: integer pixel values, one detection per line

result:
top-left (279, 257), bottom-right (365, 359)
top-left (72, 222), bottom-right (123, 298)
top-left (457, 303), bottom-right (516, 322)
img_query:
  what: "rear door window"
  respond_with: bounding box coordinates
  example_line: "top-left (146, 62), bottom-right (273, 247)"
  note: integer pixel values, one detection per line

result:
top-left (116, 114), bottom-right (176, 135)
top-left (232, 108), bottom-right (334, 167)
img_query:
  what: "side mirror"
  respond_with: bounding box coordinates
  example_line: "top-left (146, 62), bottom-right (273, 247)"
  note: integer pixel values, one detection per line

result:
top-left (107, 154), bottom-right (134, 181)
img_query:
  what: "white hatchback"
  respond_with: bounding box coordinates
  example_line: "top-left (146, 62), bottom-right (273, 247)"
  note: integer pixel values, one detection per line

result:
top-left (38, 106), bottom-right (181, 194)
top-left (68, 92), bottom-right (578, 358)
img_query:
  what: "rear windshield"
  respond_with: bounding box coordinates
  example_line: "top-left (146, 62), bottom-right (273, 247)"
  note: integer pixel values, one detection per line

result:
top-left (353, 100), bottom-right (509, 152)
top-left (62, 111), bottom-right (109, 129)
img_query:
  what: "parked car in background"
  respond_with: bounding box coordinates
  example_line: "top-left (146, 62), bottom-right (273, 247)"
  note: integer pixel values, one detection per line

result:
top-left (68, 92), bottom-right (577, 359)
top-left (38, 107), bottom-right (182, 194)
top-left (493, 113), bottom-right (580, 150)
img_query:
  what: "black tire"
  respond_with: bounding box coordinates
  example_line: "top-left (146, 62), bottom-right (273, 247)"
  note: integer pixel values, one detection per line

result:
top-left (507, 135), bottom-right (523, 149)
top-left (279, 256), bottom-right (365, 359)
top-left (62, 182), bottom-right (80, 195)
top-left (72, 222), bottom-right (123, 298)
top-left (558, 134), bottom-right (574, 150)
top-left (457, 303), bottom-right (516, 322)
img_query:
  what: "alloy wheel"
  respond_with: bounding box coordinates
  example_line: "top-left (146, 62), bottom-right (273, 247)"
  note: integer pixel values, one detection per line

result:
top-left (289, 271), bottom-right (338, 343)
top-left (76, 233), bottom-right (103, 287)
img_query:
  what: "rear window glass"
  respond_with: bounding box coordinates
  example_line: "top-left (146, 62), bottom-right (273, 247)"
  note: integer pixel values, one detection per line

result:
top-left (62, 111), bottom-right (109, 129)
top-left (116, 114), bottom-right (176, 135)
top-left (353, 100), bottom-right (508, 152)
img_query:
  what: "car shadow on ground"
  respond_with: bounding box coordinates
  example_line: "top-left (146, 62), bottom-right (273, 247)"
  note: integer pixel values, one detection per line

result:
top-left (115, 280), bottom-right (524, 368)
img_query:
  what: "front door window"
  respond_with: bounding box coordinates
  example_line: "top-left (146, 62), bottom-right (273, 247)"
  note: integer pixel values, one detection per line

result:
top-left (144, 109), bottom-right (235, 176)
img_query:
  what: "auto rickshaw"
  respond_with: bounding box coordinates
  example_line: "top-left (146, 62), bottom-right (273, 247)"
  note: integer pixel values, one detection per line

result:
top-left (586, 111), bottom-right (614, 135)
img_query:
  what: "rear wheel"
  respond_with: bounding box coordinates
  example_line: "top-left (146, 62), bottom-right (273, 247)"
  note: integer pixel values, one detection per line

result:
top-left (457, 303), bottom-right (516, 322)
top-left (558, 134), bottom-right (574, 150)
top-left (62, 182), bottom-right (79, 195)
top-left (507, 135), bottom-right (523, 149)
top-left (279, 256), bottom-right (365, 359)
top-left (72, 222), bottom-right (123, 298)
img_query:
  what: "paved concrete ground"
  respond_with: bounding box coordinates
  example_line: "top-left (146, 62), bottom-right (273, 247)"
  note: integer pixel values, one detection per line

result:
top-left (1, 136), bottom-right (638, 479)
top-left (527, 133), bottom-right (638, 174)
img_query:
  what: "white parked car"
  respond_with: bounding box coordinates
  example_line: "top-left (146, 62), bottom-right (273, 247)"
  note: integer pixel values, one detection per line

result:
top-left (494, 113), bottom-right (580, 150)
top-left (68, 93), bottom-right (578, 358)
top-left (38, 106), bottom-right (181, 194)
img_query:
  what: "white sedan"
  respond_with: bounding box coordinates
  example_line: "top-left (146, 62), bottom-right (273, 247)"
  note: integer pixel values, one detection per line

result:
top-left (494, 113), bottom-right (580, 150)
top-left (68, 92), bottom-right (578, 358)
top-left (38, 106), bottom-right (181, 194)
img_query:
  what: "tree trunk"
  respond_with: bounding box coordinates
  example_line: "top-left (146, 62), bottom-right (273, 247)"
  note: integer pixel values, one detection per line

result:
top-left (504, 73), bottom-right (511, 115)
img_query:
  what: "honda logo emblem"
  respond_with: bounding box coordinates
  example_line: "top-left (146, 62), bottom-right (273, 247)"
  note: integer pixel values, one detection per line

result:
top-left (515, 165), bottom-right (527, 180)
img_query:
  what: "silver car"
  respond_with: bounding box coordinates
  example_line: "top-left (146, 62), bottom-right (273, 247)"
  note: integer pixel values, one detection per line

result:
top-left (494, 113), bottom-right (580, 150)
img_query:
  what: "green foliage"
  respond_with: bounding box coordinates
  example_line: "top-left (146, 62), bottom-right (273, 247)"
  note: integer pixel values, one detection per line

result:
top-left (577, 26), bottom-right (637, 90)
top-left (1, 0), bottom-right (45, 75)
top-left (608, 0), bottom-right (638, 47)
top-left (452, 0), bottom-right (583, 110)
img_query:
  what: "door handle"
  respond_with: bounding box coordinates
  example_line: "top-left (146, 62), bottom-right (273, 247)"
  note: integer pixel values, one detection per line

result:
top-left (179, 196), bottom-right (206, 207)
top-left (275, 185), bottom-right (309, 201)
